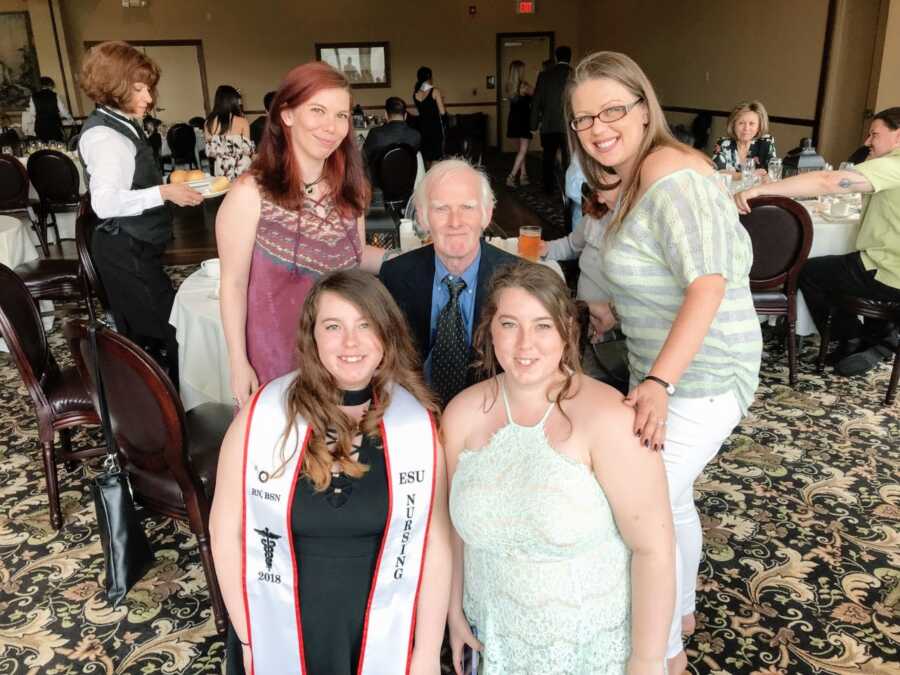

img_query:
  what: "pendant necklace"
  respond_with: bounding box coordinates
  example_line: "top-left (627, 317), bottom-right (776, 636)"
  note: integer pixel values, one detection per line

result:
top-left (304, 171), bottom-right (325, 195)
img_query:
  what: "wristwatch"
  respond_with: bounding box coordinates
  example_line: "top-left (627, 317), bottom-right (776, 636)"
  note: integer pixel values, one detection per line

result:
top-left (643, 375), bottom-right (676, 395)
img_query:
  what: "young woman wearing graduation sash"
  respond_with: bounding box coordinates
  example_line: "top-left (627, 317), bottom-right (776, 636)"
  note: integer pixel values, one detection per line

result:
top-left (211, 269), bottom-right (451, 675)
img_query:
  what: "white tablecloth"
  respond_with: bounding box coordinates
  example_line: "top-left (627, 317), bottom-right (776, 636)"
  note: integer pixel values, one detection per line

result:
top-left (0, 214), bottom-right (40, 269)
top-left (17, 154), bottom-right (87, 242)
top-left (169, 269), bottom-right (231, 410)
top-left (0, 215), bottom-right (53, 351)
top-left (486, 237), bottom-right (565, 279)
top-left (795, 202), bottom-right (862, 335)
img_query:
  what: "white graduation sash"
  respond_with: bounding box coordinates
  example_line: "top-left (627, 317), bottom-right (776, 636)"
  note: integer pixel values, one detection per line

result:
top-left (240, 372), bottom-right (437, 675)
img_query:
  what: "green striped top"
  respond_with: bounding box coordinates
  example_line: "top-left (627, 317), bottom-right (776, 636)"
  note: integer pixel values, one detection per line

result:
top-left (598, 169), bottom-right (762, 413)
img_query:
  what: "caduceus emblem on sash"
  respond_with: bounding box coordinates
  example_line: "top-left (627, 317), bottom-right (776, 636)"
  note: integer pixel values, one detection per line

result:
top-left (254, 527), bottom-right (282, 571)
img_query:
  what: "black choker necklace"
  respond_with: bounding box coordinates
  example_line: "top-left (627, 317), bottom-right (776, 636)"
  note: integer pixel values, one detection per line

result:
top-left (341, 385), bottom-right (373, 406)
top-left (304, 172), bottom-right (325, 195)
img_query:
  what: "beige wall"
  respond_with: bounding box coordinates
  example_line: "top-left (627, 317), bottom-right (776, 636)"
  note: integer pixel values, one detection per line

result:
top-left (876, 0), bottom-right (900, 111)
top-left (7, 0), bottom-right (899, 154)
top-left (56, 0), bottom-right (582, 145)
top-left (579, 0), bottom-right (828, 118)
top-left (818, 0), bottom-right (884, 164)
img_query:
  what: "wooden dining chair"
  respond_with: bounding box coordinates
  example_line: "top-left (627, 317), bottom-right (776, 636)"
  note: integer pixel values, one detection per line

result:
top-left (65, 319), bottom-right (232, 634)
top-left (26, 149), bottom-right (81, 253)
top-left (0, 263), bottom-right (102, 529)
top-left (817, 296), bottom-right (900, 405)
top-left (739, 196), bottom-right (813, 385)
top-left (0, 154), bottom-right (39, 248)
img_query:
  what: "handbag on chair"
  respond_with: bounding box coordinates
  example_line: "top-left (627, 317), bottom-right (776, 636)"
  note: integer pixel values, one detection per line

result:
top-left (88, 321), bottom-right (155, 606)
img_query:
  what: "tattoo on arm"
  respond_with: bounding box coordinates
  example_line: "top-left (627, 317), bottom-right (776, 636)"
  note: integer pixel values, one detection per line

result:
top-left (837, 169), bottom-right (872, 192)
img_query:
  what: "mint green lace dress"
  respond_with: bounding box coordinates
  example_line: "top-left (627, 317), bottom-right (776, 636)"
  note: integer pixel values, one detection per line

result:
top-left (449, 379), bottom-right (631, 674)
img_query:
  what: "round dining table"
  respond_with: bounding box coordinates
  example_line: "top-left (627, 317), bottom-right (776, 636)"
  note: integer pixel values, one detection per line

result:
top-left (169, 268), bottom-right (231, 411)
top-left (795, 201), bottom-right (862, 335)
top-left (0, 215), bottom-right (53, 351)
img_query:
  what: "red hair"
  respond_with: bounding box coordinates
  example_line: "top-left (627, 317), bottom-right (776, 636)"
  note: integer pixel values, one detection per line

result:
top-left (251, 61), bottom-right (370, 216)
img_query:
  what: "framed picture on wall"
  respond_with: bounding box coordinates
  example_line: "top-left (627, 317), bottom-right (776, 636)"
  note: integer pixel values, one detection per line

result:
top-left (0, 11), bottom-right (40, 112)
top-left (315, 42), bottom-right (390, 88)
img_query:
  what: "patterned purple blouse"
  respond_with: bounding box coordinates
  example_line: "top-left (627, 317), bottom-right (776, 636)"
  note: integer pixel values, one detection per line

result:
top-left (246, 194), bottom-right (362, 385)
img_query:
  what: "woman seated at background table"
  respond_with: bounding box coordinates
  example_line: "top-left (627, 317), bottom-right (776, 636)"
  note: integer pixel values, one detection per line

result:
top-left (446, 262), bottom-right (674, 674)
top-left (204, 84), bottom-right (254, 180)
top-left (712, 100), bottom-right (777, 176)
top-left (211, 269), bottom-right (450, 674)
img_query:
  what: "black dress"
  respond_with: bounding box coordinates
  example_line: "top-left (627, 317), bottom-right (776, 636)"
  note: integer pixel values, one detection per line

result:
top-left (414, 89), bottom-right (444, 162)
top-left (226, 433), bottom-right (388, 674)
top-left (506, 94), bottom-right (533, 140)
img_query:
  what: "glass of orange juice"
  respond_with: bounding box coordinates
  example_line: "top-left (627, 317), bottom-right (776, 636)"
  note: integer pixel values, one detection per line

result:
top-left (517, 226), bottom-right (542, 261)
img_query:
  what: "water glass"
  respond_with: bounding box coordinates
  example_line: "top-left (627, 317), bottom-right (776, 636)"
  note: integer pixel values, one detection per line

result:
top-left (767, 158), bottom-right (783, 182)
top-left (740, 159), bottom-right (755, 186)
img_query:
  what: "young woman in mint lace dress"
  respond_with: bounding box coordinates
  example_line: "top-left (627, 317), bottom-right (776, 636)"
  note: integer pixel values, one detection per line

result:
top-left (444, 263), bottom-right (674, 675)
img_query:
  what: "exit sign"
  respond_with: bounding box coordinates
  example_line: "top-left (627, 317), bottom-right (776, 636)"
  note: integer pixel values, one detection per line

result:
top-left (517, 1), bottom-right (536, 14)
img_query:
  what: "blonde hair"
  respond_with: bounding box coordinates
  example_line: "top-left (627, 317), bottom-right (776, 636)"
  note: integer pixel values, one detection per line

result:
top-left (726, 100), bottom-right (769, 140)
top-left (506, 60), bottom-right (525, 98)
top-left (565, 51), bottom-right (682, 239)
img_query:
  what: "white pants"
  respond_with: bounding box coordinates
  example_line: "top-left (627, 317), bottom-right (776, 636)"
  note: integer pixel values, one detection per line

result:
top-left (662, 390), bottom-right (742, 659)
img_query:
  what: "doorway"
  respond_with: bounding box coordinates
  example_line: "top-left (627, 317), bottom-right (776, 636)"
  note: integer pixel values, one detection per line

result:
top-left (84, 40), bottom-right (210, 126)
top-left (496, 32), bottom-right (553, 153)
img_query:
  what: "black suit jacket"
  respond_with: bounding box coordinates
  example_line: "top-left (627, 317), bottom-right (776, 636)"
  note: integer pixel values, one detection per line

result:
top-left (380, 241), bottom-right (517, 381)
top-left (530, 62), bottom-right (573, 134)
top-left (363, 120), bottom-right (422, 166)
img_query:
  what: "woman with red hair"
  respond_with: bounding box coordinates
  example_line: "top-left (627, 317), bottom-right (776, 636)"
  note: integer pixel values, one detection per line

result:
top-left (217, 62), bottom-right (384, 406)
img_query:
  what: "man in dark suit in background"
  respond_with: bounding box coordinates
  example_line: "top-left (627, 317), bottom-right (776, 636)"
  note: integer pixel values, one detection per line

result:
top-left (380, 158), bottom-right (516, 405)
top-left (363, 96), bottom-right (422, 166)
top-left (249, 91), bottom-right (275, 147)
top-left (530, 45), bottom-right (573, 194)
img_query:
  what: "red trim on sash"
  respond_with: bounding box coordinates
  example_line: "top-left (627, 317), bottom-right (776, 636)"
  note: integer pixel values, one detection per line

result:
top-left (405, 411), bottom-right (439, 668)
top-left (286, 426), bottom-right (313, 673)
top-left (240, 387), bottom-right (264, 675)
top-left (356, 421), bottom-right (395, 675)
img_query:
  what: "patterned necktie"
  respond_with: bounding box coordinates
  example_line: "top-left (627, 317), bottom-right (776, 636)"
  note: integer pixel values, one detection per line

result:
top-left (431, 275), bottom-right (469, 407)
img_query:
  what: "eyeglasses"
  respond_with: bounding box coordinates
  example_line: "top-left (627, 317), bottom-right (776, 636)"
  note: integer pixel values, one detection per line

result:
top-left (570, 97), bottom-right (644, 132)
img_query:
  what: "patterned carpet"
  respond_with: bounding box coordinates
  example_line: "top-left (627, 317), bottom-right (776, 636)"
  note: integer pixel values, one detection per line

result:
top-left (1, 179), bottom-right (898, 672)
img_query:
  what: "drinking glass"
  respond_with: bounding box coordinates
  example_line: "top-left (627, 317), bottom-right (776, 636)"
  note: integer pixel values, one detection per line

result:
top-left (740, 159), bottom-right (755, 187)
top-left (767, 158), bottom-right (782, 182)
top-left (517, 226), bottom-right (542, 261)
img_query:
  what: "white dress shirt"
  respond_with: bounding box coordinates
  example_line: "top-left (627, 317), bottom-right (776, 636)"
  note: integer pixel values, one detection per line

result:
top-left (20, 91), bottom-right (74, 136)
top-left (78, 108), bottom-right (164, 219)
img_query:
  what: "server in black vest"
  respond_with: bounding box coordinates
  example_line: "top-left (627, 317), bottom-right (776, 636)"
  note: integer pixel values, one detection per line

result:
top-left (78, 41), bottom-right (203, 386)
top-left (24, 77), bottom-right (73, 142)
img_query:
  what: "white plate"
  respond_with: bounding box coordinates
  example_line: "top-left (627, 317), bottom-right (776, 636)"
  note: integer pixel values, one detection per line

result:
top-left (203, 186), bottom-right (230, 199)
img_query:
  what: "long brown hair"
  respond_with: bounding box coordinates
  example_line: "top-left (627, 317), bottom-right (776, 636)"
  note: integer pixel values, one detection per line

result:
top-left (251, 61), bottom-right (370, 216)
top-left (566, 51), bottom-right (683, 238)
top-left (277, 270), bottom-right (438, 491)
top-left (472, 262), bottom-right (582, 425)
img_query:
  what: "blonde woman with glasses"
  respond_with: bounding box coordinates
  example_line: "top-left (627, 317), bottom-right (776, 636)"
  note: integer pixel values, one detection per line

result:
top-left (569, 51), bottom-right (762, 674)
